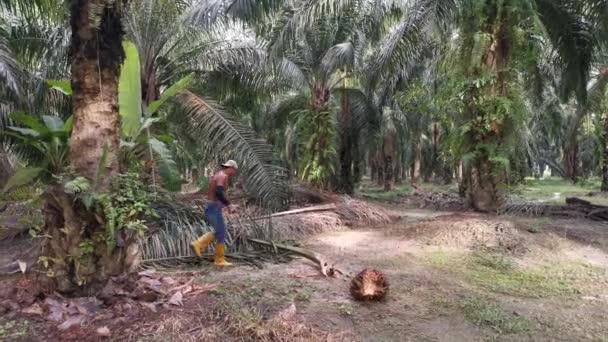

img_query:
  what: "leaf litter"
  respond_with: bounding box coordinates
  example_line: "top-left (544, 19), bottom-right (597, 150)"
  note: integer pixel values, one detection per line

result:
top-left (0, 268), bottom-right (216, 339)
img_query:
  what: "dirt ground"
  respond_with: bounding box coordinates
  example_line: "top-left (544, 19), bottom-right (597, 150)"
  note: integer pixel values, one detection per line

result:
top-left (2, 203), bottom-right (608, 341)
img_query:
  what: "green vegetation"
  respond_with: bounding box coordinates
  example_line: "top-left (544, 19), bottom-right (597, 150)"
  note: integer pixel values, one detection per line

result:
top-left (512, 177), bottom-right (603, 204)
top-left (2, 0), bottom-right (608, 296)
top-left (464, 254), bottom-right (575, 298)
top-left (427, 251), bottom-right (608, 298)
top-left (461, 297), bottom-right (531, 334)
top-left (358, 182), bottom-right (412, 202)
top-left (357, 180), bottom-right (458, 202)
top-left (0, 319), bottom-right (30, 339)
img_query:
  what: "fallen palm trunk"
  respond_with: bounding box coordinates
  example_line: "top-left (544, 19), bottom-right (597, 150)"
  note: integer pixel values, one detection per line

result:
top-left (501, 197), bottom-right (608, 221)
top-left (247, 238), bottom-right (339, 277)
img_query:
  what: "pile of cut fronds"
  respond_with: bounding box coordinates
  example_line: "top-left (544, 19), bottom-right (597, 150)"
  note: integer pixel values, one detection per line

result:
top-left (269, 197), bottom-right (392, 238)
top-left (335, 197), bottom-right (392, 225)
top-left (141, 200), bottom-right (210, 261)
top-left (141, 198), bottom-right (289, 266)
top-left (141, 196), bottom-right (393, 266)
top-left (272, 211), bottom-right (344, 238)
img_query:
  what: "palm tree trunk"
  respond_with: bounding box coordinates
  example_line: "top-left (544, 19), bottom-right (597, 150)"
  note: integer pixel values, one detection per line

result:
top-left (394, 152), bottom-right (402, 185)
top-left (376, 151), bottom-right (384, 186)
top-left (353, 139), bottom-right (362, 185)
top-left (338, 90), bottom-right (354, 194)
top-left (0, 150), bottom-right (14, 189)
top-left (383, 132), bottom-right (394, 191)
top-left (412, 140), bottom-right (422, 184)
top-left (602, 114), bottom-right (608, 191)
top-left (463, 6), bottom-right (509, 212)
top-left (563, 105), bottom-right (586, 183)
top-left (43, 0), bottom-right (138, 294)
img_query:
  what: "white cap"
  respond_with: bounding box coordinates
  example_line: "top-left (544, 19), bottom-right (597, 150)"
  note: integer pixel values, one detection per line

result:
top-left (222, 160), bottom-right (238, 170)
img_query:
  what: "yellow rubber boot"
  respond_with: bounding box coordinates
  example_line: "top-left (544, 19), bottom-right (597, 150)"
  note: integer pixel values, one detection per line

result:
top-left (214, 243), bottom-right (233, 266)
top-left (191, 232), bottom-right (215, 257)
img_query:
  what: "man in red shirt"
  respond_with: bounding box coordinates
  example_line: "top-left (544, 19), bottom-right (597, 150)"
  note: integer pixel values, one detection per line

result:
top-left (191, 160), bottom-right (238, 266)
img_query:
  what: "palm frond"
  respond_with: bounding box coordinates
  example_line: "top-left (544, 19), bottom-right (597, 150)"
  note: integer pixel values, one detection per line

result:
top-left (364, 1), bottom-right (434, 91)
top-left (186, 0), bottom-right (283, 27)
top-left (321, 41), bottom-right (355, 76)
top-left (269, 0), bottom-right (356, 53)
top-left (535, 0), bottom-right (595, 102)
top-left (269, 92), bottom-right (310, 130)
top-left (180, 91), bottom-right (289, 210)
top-left (586, 69), bottom-right (608, 112)
top-left (0, 33), bottom-right (21, 97)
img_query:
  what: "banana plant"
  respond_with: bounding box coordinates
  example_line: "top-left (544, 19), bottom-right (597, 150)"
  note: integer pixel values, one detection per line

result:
top-left (38, 41), bottom-right (193, 192)
top-left (118, 41), bottom-right (193, 191)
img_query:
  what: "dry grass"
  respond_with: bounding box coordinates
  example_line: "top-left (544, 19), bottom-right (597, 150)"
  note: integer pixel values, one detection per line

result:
top-left (206, 300), bottom-right (356, 342)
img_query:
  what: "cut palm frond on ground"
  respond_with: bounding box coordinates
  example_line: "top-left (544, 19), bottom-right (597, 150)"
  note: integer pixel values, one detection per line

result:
top-left (247, 238), bottom-right (339, 277)
top-left (501, 197), bottom-right (608, 221)
top-left (251, 203), bottom-right (337, 221)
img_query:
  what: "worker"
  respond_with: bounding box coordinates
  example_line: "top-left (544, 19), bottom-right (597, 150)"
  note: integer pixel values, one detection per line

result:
top-left (191, 160), bottom-right (238, 266)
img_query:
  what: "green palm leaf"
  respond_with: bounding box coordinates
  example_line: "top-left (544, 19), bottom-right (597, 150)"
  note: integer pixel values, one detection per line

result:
top-left (0, 33), bottom-right (21, 97)
top-left (180, 90), bottom-right (288, 210)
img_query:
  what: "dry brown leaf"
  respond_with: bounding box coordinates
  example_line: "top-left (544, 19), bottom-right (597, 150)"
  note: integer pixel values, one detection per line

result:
top-left (71, 297), bottom-right (101, 316)
top-left (57, 315), bottom-right (85, 331)
top-left (169, 278), bottom-right (194, 293)
top-left (181, 285), bottom-right (194, 296)
top-left (44, 298), bottom-right (65, 322)
top-left (161, 277), bottom-right (177, 285)
top-left (141, 302), bottom-right (158, 313)
top-left (138, 269), bottom-right (157, 277)
top-left (139, 277), bottom-right (163, 293)
top-left (168, 291), bottom-right (183, 306)
top-left (22, 303), bottom-right (43, 316)
top-left (96, 326), bottom-right (111, 337)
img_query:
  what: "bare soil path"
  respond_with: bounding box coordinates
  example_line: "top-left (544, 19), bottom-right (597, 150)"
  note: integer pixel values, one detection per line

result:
top-left (198, 206), bottom-right (608, 341)
top-left (2, 204), bottom-right (608, 341)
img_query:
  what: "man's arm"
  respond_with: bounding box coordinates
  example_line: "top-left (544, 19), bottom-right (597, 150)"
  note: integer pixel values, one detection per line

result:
top-left (215, 172), bottom-right (230, 206)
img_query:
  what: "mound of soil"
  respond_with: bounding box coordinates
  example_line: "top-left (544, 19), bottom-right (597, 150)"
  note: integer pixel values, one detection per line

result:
top-left (408, 215), bottom-right (525, 254)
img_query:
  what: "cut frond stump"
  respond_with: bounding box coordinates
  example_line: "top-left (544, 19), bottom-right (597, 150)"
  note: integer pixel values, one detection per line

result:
top-left (350, 269), bottom-right (389, 301)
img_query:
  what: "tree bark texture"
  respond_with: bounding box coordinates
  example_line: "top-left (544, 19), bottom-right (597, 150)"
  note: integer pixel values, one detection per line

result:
top-left (43, 185), bottom-right (141, 294)
top-left (376, 155), bottom-right (384, 187)
top-left (464, 157), bottom-right (504, 212)
top-left (383, 132), bottom-right (394, 191)
top-left (602, 114), bottom-right (608, 191)
top-left (563, 104), bottom-right (587, 183)
top-left (69, 0), bottom-right (123, 191)
top-left (394, 152), bottom-right (402, 185)
top-left (42, 0), bottom-right (137, 294)
top-left (353, 140), bottom-right (362, 184)
top-left (412, 140), bottom-right (422, 183)
top-left (462, 6), bottom-right (508, 212)
top-left (0, 152), bottom-right (14, 189)
top-left (337, 90), bottom-right (354, 194)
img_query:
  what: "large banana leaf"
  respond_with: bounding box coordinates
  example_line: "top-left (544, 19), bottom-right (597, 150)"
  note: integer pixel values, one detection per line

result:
top-left (180, 91), bottom-right (289, 210)
top-left (147, 73), bottom-right (193, 116)
top-left (119, 41), bottom-right (142, 137)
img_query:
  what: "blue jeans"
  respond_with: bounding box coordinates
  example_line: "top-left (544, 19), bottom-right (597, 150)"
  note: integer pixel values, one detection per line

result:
top-left (205, 202), bottom-right (226, 243)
